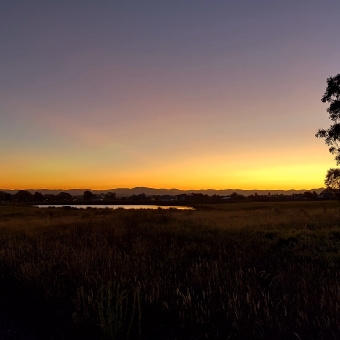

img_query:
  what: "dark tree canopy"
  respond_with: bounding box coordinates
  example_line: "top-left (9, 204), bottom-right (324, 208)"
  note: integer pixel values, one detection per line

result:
top-left (14, 190), bottom-right (33, 202)
top-left (0, 191), bottom-right (8, 201)
top-left (33, 192), bottom-right (44, 202)
top-left (57, 192), bottom-right (73, 201)
top-left (83, 190), bottom-right (95, 201)
top-left (316, 74), bottom-right (340, 164)
top-left (324, 168), bottom-right (340, 198)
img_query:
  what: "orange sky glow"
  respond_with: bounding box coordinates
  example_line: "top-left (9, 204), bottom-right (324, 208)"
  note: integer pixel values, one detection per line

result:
top-left (1, 1), bottom-right (339, 190)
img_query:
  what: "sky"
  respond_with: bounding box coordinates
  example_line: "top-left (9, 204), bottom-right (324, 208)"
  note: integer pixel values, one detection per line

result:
top-left (1, 0), bottom-right (340, 190)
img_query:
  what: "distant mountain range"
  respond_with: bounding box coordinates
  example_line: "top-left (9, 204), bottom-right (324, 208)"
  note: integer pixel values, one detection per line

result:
top-left (0, 187), bottom-right (325, 197)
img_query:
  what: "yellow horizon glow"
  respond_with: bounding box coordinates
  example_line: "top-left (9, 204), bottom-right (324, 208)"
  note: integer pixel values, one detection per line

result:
top-left (1, 152), bottom-right (333, 191)
top-left (1, 99), bottom-right (334, 191)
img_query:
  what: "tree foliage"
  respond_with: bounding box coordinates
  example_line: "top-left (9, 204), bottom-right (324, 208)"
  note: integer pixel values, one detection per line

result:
top-left (57, 192), bottom-right (73, 201)
top-left (316, 74), bottom-right (340, 164)
top-left (0, 191), bottom-right (9, 201)
top-left (34, 192), bottom-right (44, 202)
top-left (324, 168), bottom-right (340, 198)
top-left (14, 190), bottom-right (33, 202)
top-left (83, 190), bottom-right (95, 201)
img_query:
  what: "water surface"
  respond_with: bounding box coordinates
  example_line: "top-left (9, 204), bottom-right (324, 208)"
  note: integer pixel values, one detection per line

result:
top-left (37, 204), bottom-right (193, 210)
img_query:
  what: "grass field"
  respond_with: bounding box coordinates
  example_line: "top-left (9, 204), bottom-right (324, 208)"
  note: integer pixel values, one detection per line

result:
top-left (0, 201), bottom-right (340, 339)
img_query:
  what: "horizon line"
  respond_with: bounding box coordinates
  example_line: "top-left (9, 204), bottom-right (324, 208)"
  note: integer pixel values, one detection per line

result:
top-left (1, 187), bottom-right (325, 191)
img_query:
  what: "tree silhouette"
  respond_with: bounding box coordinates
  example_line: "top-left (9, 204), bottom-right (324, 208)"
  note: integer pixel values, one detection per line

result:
top-left (57, 192), bottom-right (73, 201)
top-left (0, 191), bottom-right (7, 201)
top-left (324, 168), bottom-right (340, 200)
top-left (316, 74), bottom-right (340, 164)
top-left (83, 190), bottom-right (95, 201)
top-left (33, 192), bottom-right (44, 202)
top-left (14, 190), bottom-right (33, 202)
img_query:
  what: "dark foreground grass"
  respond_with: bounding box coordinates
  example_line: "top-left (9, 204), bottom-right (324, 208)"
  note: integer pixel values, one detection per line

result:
top-left (0, 202), bottom-right (340, 339)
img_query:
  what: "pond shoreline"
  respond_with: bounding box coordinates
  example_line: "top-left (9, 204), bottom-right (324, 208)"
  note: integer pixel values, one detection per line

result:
top-left (36, 204), bottom-right (193, 210)
top-left (31, 200), bottom-right (192, 207)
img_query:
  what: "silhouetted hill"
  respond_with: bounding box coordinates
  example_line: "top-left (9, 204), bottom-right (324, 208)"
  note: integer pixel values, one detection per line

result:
top-left (0, 187), bottom-right (325, 197)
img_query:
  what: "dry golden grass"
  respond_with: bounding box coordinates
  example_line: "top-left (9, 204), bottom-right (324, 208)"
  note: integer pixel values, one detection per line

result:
top-left (0, 202), bottom-right (340, 339)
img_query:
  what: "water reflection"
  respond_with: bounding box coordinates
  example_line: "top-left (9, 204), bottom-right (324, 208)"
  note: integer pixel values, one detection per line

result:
top-left (37, 204), bottom-right (193, 210)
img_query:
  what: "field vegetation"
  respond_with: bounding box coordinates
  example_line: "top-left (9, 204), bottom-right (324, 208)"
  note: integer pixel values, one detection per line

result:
top-left (0, 202), bottom-right (340, 339)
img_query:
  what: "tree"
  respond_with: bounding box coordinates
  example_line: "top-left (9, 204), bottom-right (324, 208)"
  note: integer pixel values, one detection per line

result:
top-left (83, 190), bottom-right (95, 201)
top-left (324, 168), bottom-right (340, 200)
top-left (316, 74), bottom-right (340, 164)
top-left (0, 191), bottom-right (7, 201)
top-left (57, 192), bottom-right (73, 201)
top-left (303, 191), bottom-right (318, 200)
top-left (33, 192), bottom-right (44, 202)
top-left (104, 192), bottom-right (117, 201)
top-left (14, 190), bottom-right (33, 202)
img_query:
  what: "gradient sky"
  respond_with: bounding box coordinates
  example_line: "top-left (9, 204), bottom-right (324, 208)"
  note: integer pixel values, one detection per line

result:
top-left (1, 0), bottom-right (340, 190)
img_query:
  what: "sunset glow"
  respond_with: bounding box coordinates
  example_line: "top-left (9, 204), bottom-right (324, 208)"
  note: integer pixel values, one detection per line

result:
top-left (1, 1), bottom-right (339, 190)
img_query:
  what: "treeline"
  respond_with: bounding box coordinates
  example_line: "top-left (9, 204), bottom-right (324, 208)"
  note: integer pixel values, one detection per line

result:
top-left (0, 189), bottom-right (331, 204)
top-left (99, 190), bottom-right (330, 203)
top-left (0, 190), bottom-right (116, 203)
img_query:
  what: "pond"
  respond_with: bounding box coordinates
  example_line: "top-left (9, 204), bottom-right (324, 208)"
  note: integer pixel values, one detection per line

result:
top-left (36, 204), bottom-right (193, 210)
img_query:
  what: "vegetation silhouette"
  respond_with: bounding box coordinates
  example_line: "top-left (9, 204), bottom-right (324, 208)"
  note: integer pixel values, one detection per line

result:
top-left (1, 203), bottom-right (340, 339)
top-left (316, 73), bottom-right (340, 163)
top-left (83, 190), bottom-right (95, 201)
top-left (316, 73), bottom-right (340, 194)
top-left (324, 168), bottom-right (340, 200)
top-left (14, 190), bottom-right (33, 202)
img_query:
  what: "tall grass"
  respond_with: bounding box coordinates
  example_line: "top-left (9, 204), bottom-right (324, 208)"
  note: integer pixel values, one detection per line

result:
top-left (0, 202), bottom-right (340, 339)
